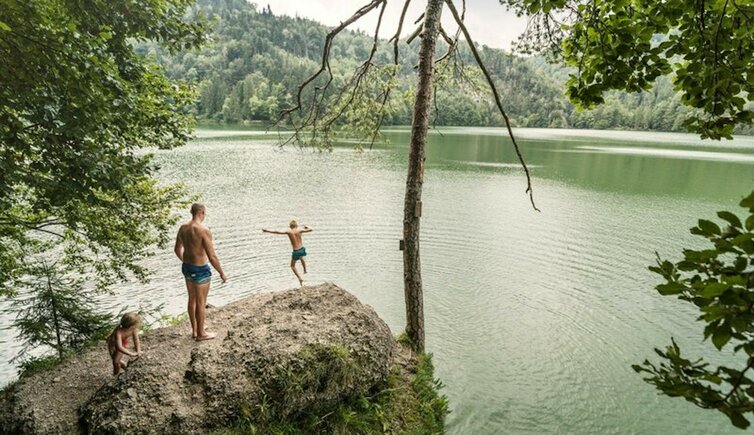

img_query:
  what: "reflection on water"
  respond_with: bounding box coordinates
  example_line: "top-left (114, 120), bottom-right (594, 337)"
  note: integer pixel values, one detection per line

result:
top-left (576, 145), bottom-right (754, 163)
top-left (403, 128), bottom-right (754, 201)
top-left (1, 127), bottom-right (753, 434)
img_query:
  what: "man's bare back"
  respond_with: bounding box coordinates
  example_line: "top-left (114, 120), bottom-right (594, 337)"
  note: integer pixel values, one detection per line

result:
top-left (177, 222), bottom-right (211, 266)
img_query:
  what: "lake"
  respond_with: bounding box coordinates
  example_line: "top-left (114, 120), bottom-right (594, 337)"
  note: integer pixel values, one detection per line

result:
top-left (2, 126), bottom-right (753, 434)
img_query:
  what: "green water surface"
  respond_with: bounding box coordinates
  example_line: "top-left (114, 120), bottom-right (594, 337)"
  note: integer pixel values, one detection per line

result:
top-left (1, 126), bottom-right (753, 434)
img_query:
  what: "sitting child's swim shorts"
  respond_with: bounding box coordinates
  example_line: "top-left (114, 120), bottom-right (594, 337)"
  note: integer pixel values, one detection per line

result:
top-left (182, 263), bottom-right (212, 284)
top-left (292, 247), bottom-right (307, 260)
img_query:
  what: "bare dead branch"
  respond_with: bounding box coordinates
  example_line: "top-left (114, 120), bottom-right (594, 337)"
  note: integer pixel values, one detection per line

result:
top-left (435, 0), bottom-right (464, 65)
top-left (276, 0), bottom-right (385, 129)
top-left (444, 0), bottom-right (539, 211)
top-left (406, 22), bottom-right (423, 44)
top-left (438, 25), bottom-right (454, 45)
top-left (275, 0), bottom-right (402, 150)
top-left (322, 0), bottom-right (389, 148)
top-left (391, 0), bottom-right (413, 60)
top-left (366, 0), bottom-right (414, 150)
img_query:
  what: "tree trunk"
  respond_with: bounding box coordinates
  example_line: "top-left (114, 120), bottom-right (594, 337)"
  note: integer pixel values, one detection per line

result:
top-left (403, 0), bottom-right (443, 354)
top-left (45, 263), bottom-right (63, 359)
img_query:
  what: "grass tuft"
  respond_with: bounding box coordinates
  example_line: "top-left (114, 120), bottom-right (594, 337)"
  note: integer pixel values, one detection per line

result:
top-left (221, 341), bottom-right (448, 434)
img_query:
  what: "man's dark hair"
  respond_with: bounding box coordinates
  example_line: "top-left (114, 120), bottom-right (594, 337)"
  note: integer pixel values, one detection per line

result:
top-left (190, 203), bottom-right (205, 216)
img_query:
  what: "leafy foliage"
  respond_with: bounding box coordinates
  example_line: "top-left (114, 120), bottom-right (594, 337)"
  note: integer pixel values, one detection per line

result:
top-left (0, 0), bottom-right (207, 297)
top-left (0, 0), bottom-right (208, 367)
top-left (6, 260), bottom-right (113, 361)
top-left (633, 190), bottom-right (754, 429)
top-left (506, 0), bottom-right (754, 139)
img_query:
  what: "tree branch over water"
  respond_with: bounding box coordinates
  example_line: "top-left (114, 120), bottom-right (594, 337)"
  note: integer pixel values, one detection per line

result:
top-left (275, 0), bottom-right (539, 214)
top-left (275, 0), bottom-right (387, 147)
top-left (444, 0), bottom-right (539, 211)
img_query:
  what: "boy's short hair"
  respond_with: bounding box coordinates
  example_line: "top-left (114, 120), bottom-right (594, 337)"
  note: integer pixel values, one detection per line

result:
top-left (191, 203), bottom-right (205, 216)
top-left (289, 219), bottom-right (297, 228)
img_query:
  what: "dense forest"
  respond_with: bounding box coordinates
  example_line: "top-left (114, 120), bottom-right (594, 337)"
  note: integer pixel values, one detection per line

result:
top-left (140, 0), bottom-right (753, 135)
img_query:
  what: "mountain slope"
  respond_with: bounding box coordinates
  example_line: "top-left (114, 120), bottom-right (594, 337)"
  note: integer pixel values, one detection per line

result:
top-left (144, 0), bottom-right (752, 134)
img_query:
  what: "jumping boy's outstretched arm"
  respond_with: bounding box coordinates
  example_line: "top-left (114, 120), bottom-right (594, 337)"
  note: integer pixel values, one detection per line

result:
top-left (301, 226), bottom-right (313, 233)
top-left (262, 228), bottom-right (288, 234)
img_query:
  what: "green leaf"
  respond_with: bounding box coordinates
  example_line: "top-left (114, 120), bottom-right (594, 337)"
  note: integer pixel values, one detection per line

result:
top-left (676, 260), bottom-right (697, 271)
top-left (734, 256), bottom-right (747, 272)
top-left (0, 21), bottom-right (10, 32)
top-left (697, 219), bottom-right (721, 236)
top-left (717, 211), bottom-right (742, 229)
top-left (631, 364), bottom-right (649, 373)
top-left (731, 317), bottom-right (747, 333)
top-left (729, 411), bottom-right (750, 429)
top-left (746, 215), bottom-right (754, 232)
top-left (712, 328), bottom-right (732, 350)
top-left (741, 192), bottom-right (754, 211)
top-left (701, 283), bottom-right (728, 298)
top-left (657, 282), bottom-right (686, 295)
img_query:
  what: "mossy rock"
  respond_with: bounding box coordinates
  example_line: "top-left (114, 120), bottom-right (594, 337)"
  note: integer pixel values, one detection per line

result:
top-left (1, 284), bottom-right (395, 434)
top-left (221, 341), bottom-right (449, 435)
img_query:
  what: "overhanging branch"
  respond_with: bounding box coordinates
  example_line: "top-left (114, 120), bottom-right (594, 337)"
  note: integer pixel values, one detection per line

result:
top-left (445, 0), bottom-right (539, 211)
top-left (276, 0), bottom-right (386, 133)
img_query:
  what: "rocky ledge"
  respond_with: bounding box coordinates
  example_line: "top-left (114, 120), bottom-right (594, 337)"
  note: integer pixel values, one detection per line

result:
top-left (0, 283), bottom-right (397, 434)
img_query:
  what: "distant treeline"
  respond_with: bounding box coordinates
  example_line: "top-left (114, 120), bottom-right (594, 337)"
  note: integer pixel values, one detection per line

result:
top-left (141, 0), bottom-right (753, 135)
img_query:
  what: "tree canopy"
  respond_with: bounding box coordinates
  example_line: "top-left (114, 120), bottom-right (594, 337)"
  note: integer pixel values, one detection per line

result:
top-left (0, 0), bottom-right (208, 296)
top-left (507, 0), bottom-right (754, 139)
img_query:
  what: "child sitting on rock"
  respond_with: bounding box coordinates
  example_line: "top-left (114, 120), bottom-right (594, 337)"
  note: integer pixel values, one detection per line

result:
top-left (262, 219), bottom-right (313, 286)
top-left (107, 312), bottom-right (142, 375)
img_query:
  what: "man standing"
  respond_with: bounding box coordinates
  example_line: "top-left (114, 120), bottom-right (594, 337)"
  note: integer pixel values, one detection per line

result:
top-left (174, 203), bottom-right (227, 341)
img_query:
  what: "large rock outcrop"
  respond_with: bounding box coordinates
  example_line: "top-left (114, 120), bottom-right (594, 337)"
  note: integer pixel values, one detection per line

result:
top-left (0, 283), bottom-right (395, 434)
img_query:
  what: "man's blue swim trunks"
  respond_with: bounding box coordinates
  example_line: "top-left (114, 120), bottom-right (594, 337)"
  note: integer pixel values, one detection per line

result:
top-left (292, 247), bottom-right (307, 261)
top-left (182, 263), bottom-right (212, 284)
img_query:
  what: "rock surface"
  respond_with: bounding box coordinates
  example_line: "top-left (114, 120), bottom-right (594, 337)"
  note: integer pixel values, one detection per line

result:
top-left (0, 283), bottom-right (395, 434)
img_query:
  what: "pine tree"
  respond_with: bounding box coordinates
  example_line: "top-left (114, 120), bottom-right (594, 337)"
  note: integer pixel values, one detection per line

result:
top-left (7, 260), bottom-right (113, 362)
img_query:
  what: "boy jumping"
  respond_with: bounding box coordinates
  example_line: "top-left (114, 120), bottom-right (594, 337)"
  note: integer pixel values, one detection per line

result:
top-left (262, 219), bottom-right (313, 286)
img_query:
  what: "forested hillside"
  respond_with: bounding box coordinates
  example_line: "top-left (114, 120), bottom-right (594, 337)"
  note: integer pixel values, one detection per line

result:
top-left (142, 0), bottom-right (752, 134)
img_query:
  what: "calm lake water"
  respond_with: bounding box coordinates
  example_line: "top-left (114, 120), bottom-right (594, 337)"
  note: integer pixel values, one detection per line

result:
top-left (2, 126), bottom-right (754, 434)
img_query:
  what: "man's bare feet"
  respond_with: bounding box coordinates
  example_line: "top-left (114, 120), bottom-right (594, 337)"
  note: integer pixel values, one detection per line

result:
top-left (195, 332), bottom-right (216, 341)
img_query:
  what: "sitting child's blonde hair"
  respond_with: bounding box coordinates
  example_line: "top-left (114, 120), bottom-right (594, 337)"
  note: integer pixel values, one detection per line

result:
top-left (119, 312), bottom-right (142, 329)
top-left (289, 219), bottom-right (298, 228)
